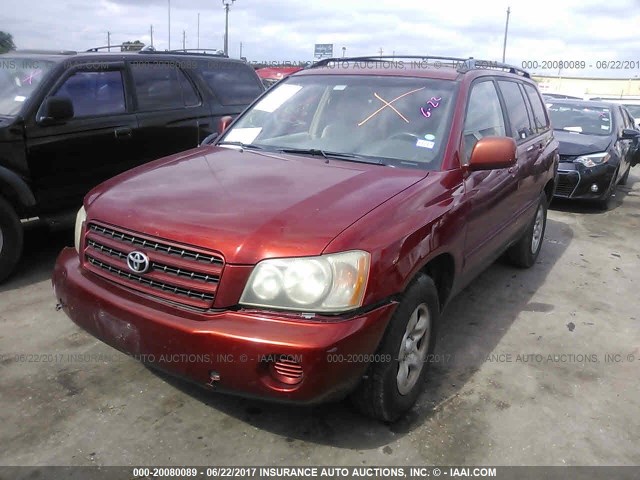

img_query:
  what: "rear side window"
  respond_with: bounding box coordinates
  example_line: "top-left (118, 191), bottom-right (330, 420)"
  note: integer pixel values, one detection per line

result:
top-left (497, 80), bottom-right (534, 141)
top-left (463, 81), bottom-right (506, 164)
top-left (199, 62), bottom-right (263, 106)
top-left (131, 63), bottom-right (200, 111)
top-left (523, 83), bottom-right (549, 133)
top-left (55, 70), bottom-right (126, 117)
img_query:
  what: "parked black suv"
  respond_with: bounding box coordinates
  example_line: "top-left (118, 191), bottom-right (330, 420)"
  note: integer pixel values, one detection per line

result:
top-left (0, 49), bottom-right (264, 281)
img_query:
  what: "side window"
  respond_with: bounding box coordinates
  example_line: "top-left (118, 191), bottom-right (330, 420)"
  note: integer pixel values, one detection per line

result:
top-left (613, 107), bottom-right (625, 134)
top-left (523, 83), bottom-right (549, 134)
top-left (131, 63), bottom-right (200, 111)
top-left (497, 80), bottom-right (534, 141)
top-left (463, 81), bottom-right (507, 164)
top-left (621, 108), bottom-right (634, 130)
top-left (55, 70), bottom-right (126, 117)
top-left (199, 62), bottom-right (263, 106)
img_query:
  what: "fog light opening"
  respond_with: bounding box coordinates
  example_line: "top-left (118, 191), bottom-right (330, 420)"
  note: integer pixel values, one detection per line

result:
top-left (590, 184), bottom-right (599, 193)
top-left (269, 354), bottom-right (304, 385)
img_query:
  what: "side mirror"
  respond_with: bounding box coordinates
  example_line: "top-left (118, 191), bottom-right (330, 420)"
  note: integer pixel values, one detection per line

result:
top-left (200, 132), bottom-right (219, 146)
top-left (621, 128), bottom-right (640, 140)
top-left (467, 136), bottom-right (517, 171)
top-left (38, 96), bottom-right (74, 124)
top-left (219, 115), bottom-right (233, 134)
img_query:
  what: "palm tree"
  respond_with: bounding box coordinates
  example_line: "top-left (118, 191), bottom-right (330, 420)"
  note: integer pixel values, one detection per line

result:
top-left (0, 32), bottom-right (16, 54)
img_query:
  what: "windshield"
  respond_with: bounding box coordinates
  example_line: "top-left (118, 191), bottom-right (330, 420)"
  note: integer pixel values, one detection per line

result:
top-left (547, 102), bottom-right (612, 136)
top-left (0, 57), bottom-right (55, 116)
top-left (220, 75), bottom-right (457, 169)
top-left (623, 104), bottom-right (640, 118)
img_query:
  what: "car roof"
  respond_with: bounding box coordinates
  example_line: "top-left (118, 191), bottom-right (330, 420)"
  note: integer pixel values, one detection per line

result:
top-left (292, 56), bottom-right (534, 83)
top-left (2, 50), bottom-right (248, 65)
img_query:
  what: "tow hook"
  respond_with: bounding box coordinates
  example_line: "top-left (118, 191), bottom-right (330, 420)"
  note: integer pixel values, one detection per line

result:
top-left (207, 371), bottom-right (221, 388)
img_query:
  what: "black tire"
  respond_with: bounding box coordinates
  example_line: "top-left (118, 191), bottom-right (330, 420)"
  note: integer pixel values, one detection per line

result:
top-left (619, 164), bottom-right (630, 186)
top-left (507, 192), bottom-right (547, 268)
top-left (0, 196), bottom-right (24, 283)
top-left (350, 274), bottom-right (439, 422)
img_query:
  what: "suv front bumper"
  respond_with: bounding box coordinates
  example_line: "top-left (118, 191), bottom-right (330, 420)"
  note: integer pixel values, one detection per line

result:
top-left (52, 248), bottom-right (396, 404)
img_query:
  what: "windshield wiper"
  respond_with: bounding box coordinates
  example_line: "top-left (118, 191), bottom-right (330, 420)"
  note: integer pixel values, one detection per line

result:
top-left (278, 148), bottom-right (382, 164)
top-left (216, 141), bottom-right (265, 150)
top-left (558, 127), bottom-right (587, 134)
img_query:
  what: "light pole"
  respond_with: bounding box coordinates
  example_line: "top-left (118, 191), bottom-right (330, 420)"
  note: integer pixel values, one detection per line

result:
top-left (168, 0), bottom-right (171, 50)
top-left (342, 46), bottom-right (346, 57)
top-left (222, 0), bottom-right (236, 56)
top-left (502, 6), bottom-right (510, 63)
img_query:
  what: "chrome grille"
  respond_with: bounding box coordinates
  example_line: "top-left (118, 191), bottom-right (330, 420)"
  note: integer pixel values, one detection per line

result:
top-left (87, 257), bottom-right (215, 302)
top-left (88, 224), bottom-right (223, 266)
top-left (83, 223), bottom-right (224, 309)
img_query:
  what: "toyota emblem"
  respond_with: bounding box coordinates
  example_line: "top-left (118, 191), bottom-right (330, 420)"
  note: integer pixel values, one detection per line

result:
top-left (126, 251), bottom-right (150, 274)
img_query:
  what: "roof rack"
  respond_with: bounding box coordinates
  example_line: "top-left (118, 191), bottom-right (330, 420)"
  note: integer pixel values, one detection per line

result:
top-left (310, 55), bottom-right (530, 78)
top-left (85, 45), bottom-right (125, 52)
top-left (166, 48), bottom-right (227, 56)
top-left (84, 45), bottom-right (229, 57)
top-left (14, 49), bottom-right (77, 55)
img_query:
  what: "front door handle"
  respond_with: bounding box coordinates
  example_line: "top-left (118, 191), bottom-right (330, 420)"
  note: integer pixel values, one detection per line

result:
top-left (114, 127), bottom-right (132, 139)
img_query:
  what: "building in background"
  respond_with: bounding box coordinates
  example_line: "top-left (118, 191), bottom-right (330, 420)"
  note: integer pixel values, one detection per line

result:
top-left (533, 75), bottom-right (640, 100)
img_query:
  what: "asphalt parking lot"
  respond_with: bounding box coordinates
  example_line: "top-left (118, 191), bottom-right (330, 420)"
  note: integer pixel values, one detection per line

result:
top-left (1, 174), bottom-right (639, 467)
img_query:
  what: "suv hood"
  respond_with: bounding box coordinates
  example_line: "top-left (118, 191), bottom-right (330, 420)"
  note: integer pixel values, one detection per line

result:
top-left (86, 147), bottom-right (426, 264)
top-left (554, 130), bottom-right (612, 158)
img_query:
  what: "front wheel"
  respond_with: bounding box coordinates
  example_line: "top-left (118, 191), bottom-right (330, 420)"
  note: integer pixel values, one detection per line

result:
top-left (351, 274), bottom-right (439, 422)
top-left (0, 196), bottom-right (24, 283)
top-left (507, 192), bottom-right (547, 268)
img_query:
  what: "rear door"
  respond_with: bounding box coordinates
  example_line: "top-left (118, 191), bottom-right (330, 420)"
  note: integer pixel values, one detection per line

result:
top-left (493, 80), bottom-right (555, 238)
top-left (129, 61), bottom-right (211, 162)
top-left (25, 62), bottom-right (137, 212)
top-left (461, 79), bottom-right (519, 273)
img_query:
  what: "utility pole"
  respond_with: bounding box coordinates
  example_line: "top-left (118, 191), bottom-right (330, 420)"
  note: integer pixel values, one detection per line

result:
top-left (502, 6), bottom-right (511, 63)
top-left (379, 47), bottom-right (383, 57)
top-left (182, 30), bottom-right (186, 50)
top-left (197, 13), bottom-right (200, 50)
top-left (342, 46), bottom-right (346, 57)
top-left (107, 31), bottom-right (111, 52)
top-left (168, 0), bottom-right (171, 50)
top-left (239, 41), bottom-right (243, 58)
top-left (150, 25), bottom-right (154, 47)
top-left (222, 0), bottom-right (236, 56)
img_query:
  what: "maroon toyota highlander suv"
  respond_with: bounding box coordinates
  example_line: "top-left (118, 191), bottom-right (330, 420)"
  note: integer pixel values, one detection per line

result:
top-left (53, 56), bottom-right (559, 421)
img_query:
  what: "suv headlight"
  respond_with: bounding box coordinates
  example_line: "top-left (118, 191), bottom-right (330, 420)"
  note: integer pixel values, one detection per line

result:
top-left (574, 152), bottom-right (610, 168)
top-left (239, 251), bottom-right (370, 313)
top-left (74, 206), bottom-right (86, 253)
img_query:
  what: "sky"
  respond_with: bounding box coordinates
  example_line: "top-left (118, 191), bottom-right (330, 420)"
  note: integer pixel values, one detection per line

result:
top-left (2, 0), bottom-right (640, 78)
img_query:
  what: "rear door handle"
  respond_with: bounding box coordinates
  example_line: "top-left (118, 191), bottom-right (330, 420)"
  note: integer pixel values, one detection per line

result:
top-left (114, 127), bottom-right (132, 139)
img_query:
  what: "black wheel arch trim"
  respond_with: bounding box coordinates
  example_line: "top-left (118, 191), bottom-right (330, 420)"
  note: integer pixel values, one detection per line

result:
top-left (0, 166), bottom-right (36, 212)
